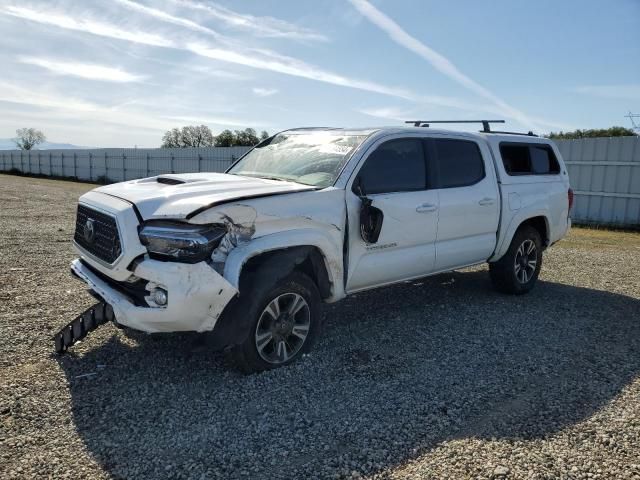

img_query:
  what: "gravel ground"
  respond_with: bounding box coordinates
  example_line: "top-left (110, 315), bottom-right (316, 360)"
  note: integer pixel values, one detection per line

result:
top-left (1, 173), bottom-right (639, 480)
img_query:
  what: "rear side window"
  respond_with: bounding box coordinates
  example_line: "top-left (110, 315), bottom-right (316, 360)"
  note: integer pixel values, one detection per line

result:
top-left (355, 138), bottom-right (426, 194)
top-left (432, 139), bottom-right (485, 188)
top-left (500, 144), bottom-right (530, 174)
top-left (530, 145), bottom-right (560, 174)
top-left (500, 142), bottom-right (560, 175)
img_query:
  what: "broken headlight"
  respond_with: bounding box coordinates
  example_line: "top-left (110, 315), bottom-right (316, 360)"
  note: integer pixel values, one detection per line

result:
top-left (138, 222), bottom-right (226, 263)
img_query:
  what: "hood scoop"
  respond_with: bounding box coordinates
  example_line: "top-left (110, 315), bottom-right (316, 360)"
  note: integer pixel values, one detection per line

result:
top-left (157, 176), bottom-right (186, 185)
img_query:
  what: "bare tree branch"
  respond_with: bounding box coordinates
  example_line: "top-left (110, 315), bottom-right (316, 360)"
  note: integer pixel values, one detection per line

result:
top-left (14, 128), bottom-right (46, 150)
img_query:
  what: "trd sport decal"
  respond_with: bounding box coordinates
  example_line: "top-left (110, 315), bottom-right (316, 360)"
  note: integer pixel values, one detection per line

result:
top-left (365, 242), bottom-right (397, 251)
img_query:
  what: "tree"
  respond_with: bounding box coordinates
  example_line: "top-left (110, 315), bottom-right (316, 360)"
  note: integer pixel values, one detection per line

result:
top-left (260, 130), bottom-right (270, 141)
top-left (14, 128), bottom-right (46, 150)
top-left (161, 125), bottom-right (215, 148)
top-left (547, 126), bottom-right (637, 140)
top-left (214, 129), bottom-right (235, 147)
top-left (161, 128), bottom-right (182, 148)
top-left (233, 128), bottom-right (260, 146)
top-left (213, 128), bottom-right (269, 147)
top-left (182, 125), bottom-right (215, 147)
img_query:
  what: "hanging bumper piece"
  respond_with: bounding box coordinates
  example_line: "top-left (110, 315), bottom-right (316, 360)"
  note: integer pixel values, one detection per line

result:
top-left (54, 302), bottom-right (114, 354)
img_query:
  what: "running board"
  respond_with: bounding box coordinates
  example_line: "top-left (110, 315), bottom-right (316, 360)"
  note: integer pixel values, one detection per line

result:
top-left (54, 302), bottom-right (114, 354)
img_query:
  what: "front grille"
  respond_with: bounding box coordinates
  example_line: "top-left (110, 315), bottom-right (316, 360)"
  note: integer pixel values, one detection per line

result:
top-left (74, 204), bottom-right (122, 264)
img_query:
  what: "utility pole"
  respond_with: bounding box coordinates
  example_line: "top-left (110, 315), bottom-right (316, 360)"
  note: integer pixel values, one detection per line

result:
top-left (624, 111), bottom-right (640, 132)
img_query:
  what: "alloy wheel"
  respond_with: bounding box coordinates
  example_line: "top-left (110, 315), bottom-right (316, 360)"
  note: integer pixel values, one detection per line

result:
top-left (514, 239), bottom-right (537, 284)
top-left (254, 293), bottom-right (311, 364)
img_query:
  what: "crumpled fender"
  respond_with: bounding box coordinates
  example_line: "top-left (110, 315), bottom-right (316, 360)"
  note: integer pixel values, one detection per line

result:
top-left (223, 228), bottom-right (345, 302)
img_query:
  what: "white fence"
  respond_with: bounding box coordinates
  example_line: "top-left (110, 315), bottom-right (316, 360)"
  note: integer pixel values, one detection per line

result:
top-left (1, 138), bottom-right (639, 227)
top-left (0, 147), bottom-right (251, 182)
top-left (555, 137), bottom-right (639, 227)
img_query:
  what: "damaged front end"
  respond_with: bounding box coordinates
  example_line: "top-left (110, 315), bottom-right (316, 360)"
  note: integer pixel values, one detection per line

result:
top-left (210, 213), bottom-right (255, 273)
top-left (137, 212), bottom-right (256, 275)
top-left (57, 216), bottom-right (245, 354)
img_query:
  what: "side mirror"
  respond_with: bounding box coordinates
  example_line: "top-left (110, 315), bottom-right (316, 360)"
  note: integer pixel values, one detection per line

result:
top-left (359, 197), bottom-right (384, 244)
top-left (355, 178), bottom-right (383, 244)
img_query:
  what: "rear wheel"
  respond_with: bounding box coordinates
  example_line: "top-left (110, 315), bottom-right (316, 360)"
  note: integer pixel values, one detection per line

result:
top-left (489, 226), bottom-right (542, 294)
top-left (231, 271), bottom-right (321, 373)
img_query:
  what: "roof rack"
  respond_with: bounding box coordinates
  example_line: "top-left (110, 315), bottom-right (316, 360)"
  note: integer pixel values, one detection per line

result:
top-left (489, 130), bottom-right (538, 137)
top-left (405, 119), bottom-right (505, 132)
top-left (404, 120), bottom-right (538, 136)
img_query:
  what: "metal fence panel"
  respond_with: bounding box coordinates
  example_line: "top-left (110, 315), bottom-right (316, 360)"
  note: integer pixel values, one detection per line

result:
top-left (555, 136), bottom-right (639, 226)
top-left (0, 146), bottom-right (250, 182)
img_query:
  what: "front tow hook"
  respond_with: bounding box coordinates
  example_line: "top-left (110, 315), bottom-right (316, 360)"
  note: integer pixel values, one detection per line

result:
top-left (54, 302), bottom-right (114, 354)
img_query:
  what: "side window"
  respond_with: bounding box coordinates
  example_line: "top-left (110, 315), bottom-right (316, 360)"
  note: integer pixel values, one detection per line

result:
top-left (530, 145), bottom-right (560, 174)
top-left (500, 142), bottom-right (560, 175)
top-left (500, 144), bottom-right (530, 174)
top-left (432, 139), bottom-right (485, 188)
top-left (355, 138), bottom-right (426, 194)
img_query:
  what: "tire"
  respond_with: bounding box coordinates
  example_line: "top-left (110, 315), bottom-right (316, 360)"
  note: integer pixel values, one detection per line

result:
top-left (230, 271), bottom-right (321, 374)
top-left (489, 225), bottom-right (543, 295)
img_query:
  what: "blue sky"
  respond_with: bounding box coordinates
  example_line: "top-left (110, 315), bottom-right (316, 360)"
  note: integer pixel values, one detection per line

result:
top-left (0, 0), bottom-right (638, 147)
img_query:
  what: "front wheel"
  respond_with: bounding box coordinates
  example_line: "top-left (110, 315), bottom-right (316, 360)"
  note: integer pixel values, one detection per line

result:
top-left (230, 272), bottom-right (321, 373)
top-left (489, 226), bottom-right (543, 294)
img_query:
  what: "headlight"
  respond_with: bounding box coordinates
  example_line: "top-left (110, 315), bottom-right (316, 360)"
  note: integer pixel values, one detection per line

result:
top-left (138, 222), bottom-right (226, 263)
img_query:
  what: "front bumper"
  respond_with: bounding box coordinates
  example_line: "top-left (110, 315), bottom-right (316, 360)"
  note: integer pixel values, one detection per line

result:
top-left (71, 258), bottom-right (238, 333)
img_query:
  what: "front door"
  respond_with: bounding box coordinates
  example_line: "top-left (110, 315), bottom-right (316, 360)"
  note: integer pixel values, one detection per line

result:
top-left (345, 137), bottom-right (438, 292)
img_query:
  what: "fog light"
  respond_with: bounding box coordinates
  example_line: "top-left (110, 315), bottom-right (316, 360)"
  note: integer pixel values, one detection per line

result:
top-left (152, 288), bottom-right (168, 306)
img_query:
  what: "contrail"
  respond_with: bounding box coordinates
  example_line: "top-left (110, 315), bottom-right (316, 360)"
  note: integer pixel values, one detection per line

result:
top-left (348, 0), bottom-right (541, 131)
top-left (3, 4), bottom-right (481, 112)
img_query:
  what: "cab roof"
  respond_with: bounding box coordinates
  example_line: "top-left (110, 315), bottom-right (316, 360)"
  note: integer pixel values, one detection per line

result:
top-left (280, 126), bottom-right (554, 145)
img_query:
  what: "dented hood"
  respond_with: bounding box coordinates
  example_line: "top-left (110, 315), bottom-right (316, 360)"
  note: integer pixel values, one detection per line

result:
top-left (95, 172), bottom-right (316, 220)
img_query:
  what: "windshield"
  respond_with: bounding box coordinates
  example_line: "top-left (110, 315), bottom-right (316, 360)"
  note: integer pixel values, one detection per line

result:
top-left (227, 132), bottom-right (367, 187)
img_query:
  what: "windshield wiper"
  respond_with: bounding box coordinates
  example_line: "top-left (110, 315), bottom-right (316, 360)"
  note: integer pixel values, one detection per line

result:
top-left (260, 176), bottom-right (317, 187)
top-left (236, 172), bottom-right (315, 187)
top-left (239, 173), bottom-right (290, 182)
top-left (257, 175), bottom-right (288, 182)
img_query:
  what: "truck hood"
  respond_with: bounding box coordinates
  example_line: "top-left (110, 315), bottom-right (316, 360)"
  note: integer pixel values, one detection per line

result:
top-left (94, 172), bottom-right (317, 220)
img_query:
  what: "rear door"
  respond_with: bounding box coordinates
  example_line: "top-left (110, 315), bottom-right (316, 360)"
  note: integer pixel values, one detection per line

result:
top-left (345, 136), bottom-right (438, 292)
top-left (429, 136), bottom-right (500, 271)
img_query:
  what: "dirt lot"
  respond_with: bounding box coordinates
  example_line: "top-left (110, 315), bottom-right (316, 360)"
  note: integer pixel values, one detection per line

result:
top-left (1, 173), bottom-right (639, 479)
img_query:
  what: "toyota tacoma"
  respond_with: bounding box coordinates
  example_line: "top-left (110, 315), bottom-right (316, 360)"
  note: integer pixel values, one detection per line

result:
top-left (58, 121), bottom-right (572, 372)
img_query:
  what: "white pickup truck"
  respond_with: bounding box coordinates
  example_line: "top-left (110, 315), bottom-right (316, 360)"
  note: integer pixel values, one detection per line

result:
top-left (59, 122), bottom-right (572, 372)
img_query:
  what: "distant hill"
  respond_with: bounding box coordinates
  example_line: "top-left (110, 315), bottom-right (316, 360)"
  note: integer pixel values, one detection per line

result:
top-left (0, 138), bottom-right (89, 150)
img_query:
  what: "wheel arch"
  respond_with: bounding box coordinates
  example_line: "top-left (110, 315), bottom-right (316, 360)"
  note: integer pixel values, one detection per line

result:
top-left (519, 216), bottom-right (549, 246)
top-left (491, 212), bottom-right (550, 262)
top-left (223, 230), bottom-right (344, 302)
top-left (239, 246), bottom-right (332, 300)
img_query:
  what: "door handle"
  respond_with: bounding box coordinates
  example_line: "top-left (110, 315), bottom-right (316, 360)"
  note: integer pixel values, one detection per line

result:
top-left (478, 197), bottom-right (496, 206)
top-left (416, 203), bottom-right (438, 213)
